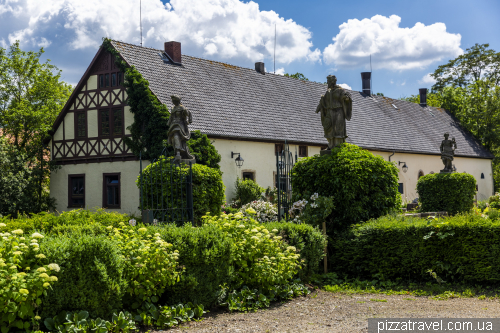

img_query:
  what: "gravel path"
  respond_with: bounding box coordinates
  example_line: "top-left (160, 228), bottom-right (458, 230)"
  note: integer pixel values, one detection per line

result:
top-left (157, 290), bottom-right (500, 333)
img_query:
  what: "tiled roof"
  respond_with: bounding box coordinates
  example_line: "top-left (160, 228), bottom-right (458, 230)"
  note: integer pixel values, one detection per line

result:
top-left (111, 40), bottom-right (493, 159)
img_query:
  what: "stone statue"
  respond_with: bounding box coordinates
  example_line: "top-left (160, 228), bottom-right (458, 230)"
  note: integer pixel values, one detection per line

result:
top-left (167, 95), bottom-right (195, 162)
top-left (315, 75), bottom-right (353, 150)
top-left (440, 133), bottom-right (457, 172)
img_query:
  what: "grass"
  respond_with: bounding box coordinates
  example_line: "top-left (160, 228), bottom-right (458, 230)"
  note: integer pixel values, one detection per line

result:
top-left (369, 299), bottom-right (387, 302)
top-left (315, 273), bottom-right (500, 300)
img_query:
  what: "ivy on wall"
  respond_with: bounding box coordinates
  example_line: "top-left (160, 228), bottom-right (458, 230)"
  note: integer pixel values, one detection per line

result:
top-left (102, 39), bottom-right (221, 169)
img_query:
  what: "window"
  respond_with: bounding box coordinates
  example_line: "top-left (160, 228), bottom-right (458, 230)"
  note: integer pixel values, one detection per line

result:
top-left (398, 183), bottom-right (404, 194)
top-left (299, 145), bottom-right (308, 157)
top-left (100, 72), bottom-right (122, 88)
top-left (275, 143), bottom-right (284, 156)
top-left (103, 173), bottom-right (120, 208)
top-left (242, 171), bottom-right (255, 181)
top-left (418, 170), bottom-right (424, 179)
top-left (481, 173), bottom-right (485, 179)
top-left (68, 175), bottom-right (85, 208)
top-left (100, 108), bottom-right (123, 136)
top-left (75, 112), bottom-right (86, 138)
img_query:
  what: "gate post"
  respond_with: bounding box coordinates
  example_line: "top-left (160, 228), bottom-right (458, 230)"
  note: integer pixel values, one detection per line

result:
top-left (187, 161), bottom-right (194, 226)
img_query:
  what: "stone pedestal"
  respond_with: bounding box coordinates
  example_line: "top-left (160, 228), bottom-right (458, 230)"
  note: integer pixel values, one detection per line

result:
top-left (320, 149), bottom-right (332, 156)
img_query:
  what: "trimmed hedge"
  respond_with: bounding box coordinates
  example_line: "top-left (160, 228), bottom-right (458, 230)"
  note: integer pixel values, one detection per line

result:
top-left (264, 222), bottom-right (326, 280)
top-left (331, 214), bottom-right (500, 283)
top-left (417, 172), bottom-right (476, 214)
top-left (291, 143), bottom-right (401, 232)
top-left (40, 234), bottom-right (127, 319)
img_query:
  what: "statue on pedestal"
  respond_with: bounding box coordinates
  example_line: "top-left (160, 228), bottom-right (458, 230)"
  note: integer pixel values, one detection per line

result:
top-left (440, 133), bottom-right (456, 173)
top-left (167, 95), bottom-right (195, 163)
top-left (316, 75), bottom-right (352, 151)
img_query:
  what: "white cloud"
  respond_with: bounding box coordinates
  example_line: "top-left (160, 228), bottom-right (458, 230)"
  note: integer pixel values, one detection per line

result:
top-left (323, 15), bottom-right (462, 70)
top-left (419, 73), bottom-right (436, 85)
top-left (1, 0), bottom-right (320, 65)
top-left (338, 83), bottom-right (352, 90)
top-left (275, 67), bottom-right (285, 75)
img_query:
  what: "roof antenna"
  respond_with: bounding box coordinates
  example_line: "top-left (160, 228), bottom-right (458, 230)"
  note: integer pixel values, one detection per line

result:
top-left (274, 24), bottom-right (276, 74)
top-left (140, 0), bottom-right (143, 47)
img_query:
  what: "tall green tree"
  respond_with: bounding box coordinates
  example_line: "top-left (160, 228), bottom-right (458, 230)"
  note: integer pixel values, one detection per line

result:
top-left (0, 41), bottom-right (72, 216)
top-left (431, 43), bottom-right (500, 91)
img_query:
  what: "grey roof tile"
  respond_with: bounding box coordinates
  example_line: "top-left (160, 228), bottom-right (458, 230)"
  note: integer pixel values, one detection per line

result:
top-left (111, 40), bottom-right (493, 159)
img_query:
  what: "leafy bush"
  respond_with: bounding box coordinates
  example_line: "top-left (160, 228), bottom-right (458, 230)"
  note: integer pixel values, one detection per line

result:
top-left (138, 157), bottom-right (225, 224)
top-left (234, 178), bottom-right (264, 207)
top-left (489, 192), bottom-right (500, 209)
top-left (263, 221), bottom-right (327, 280)
top-left (288, 193), bottom-right (334, 227)
top-left (291, 143), bottom-right (401, 232)
top-left (203, 210), bottom-right (301, 289)
top-left (44, 310), bottom-right (136, 333)
top-left (135, 302), bottom-right (206, 328)
top-left (240, 200), bottom-right (278, 222)
top-left (187, 130), bottom-right (221, 170)
top-left (331, 213), bottom-right (500, 283)
top-left (0, 227), bottom-right (60, 332)
top-left (416, 172), bottom-right (476, 214)
top-left (155, 223), bottom-right (233, 307)
top-left (39, 234), bottom-right (127, 319)
top-left (105, 223), bottom-right (182, 308)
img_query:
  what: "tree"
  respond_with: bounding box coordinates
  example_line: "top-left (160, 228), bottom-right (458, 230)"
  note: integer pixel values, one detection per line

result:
top-left (284, 73), bottom-right (309, 81)
top-left (0, 41), bottom-right (71, 216)
top-left (431, 43), bottom-right (500, 91)
top-left (400, 90), bottom-right (443, 107)
top-left (187, 130), bottom-right (221, 170)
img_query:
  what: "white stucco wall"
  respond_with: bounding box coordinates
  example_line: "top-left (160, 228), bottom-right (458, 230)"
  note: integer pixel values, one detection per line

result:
top-left (211, 138), bottom-right (494, 203)
top-left (50, 160), bottom-right (149, 216)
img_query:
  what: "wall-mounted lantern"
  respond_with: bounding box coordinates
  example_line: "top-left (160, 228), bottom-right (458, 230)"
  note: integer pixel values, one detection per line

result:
top-left (399, 161), bottom-right (408, 173)
top-left (231, 152), bottom-right (244, 168)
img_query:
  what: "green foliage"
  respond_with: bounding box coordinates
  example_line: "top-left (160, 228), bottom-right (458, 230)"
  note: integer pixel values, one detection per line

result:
top-left (105, 223), bottom-right (181, 308)
top-left (489, 192), bottom-right (500, 209)
top-left (431, 43), bottom-right (500, 91)
top-left (0, 227), bottom-right (60, 333)
top-left (155, 223), bottom-right (233, 307)
top-left (399, 90), bottom-right (443, 107)
top-left (138, 157), bottom-right (225, 224)
top-left (203, 211), bottom-right (302, 289)
top-left (331, 213), bottom-right (500, 283)
top-left (416, 172), bottom-right (476, 214)
top-left (40, 234), bottom-right (127, 319)
top-left (135, 302), bottom-right (206, 328)
top-left (0, 41), bottom-right (70, 216)
top-left (44, 310), bottom-right (136, 333)
top-left (284, 72), bottom-right (309, 81)
top-left (289, 193), bottom-right (335, 227)
top-left (263, 221), bottom-right (327, 280)
top-left (291, 143), bottom-right (401, 232)
top-left (234, 177), bottom-right (264, 207)
top-left (187, 130), bottom-right (221, 169)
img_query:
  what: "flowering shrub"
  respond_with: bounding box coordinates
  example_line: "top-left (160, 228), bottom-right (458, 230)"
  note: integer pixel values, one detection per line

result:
top-left (202, 210), bottom-right (302, 289)
top-left (489, 192), bottom-right (500, 209)
top-left (0, 227), bottom-right (59, 332)
top-left (289, 193), bottom-right (335, 226)
top-left (106, 223), bottom-right (182, 307)
top-left (240, 200), bottom-right (278, 222)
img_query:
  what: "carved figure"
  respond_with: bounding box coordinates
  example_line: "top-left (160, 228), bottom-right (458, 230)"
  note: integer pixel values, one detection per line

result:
top-left (315, 75), bottom-right (353, 149)
top-left (167, 95), bottom-right (195, 161)
top-left (440, 133), bottom-right (457, 172)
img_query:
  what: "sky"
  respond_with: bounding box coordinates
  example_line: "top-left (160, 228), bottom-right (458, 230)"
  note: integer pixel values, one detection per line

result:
top-left (0, 0), bottom-right (499, 98)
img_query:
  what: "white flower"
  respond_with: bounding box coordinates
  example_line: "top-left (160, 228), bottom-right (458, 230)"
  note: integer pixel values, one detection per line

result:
top-left (31, 232), bottom-right (44, 239)
top-left (129, 219), bottom-right (136, 226)
top-left (12, 229), bottom-right (23, 235)
top-left (35, 254), bottom-right (46, 259)
top-left (0, 223), bottom-right (6, 227)
top-left (48, 263), bottom-right (60, 272)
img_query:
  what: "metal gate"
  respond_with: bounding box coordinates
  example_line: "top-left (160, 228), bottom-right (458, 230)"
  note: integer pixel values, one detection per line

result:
top-left (276, 140), bottom-right (296, 221)
top-left (139, 147), bottom-right (194, 225)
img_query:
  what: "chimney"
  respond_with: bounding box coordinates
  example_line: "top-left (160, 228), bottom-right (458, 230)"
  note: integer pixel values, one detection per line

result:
top-left (419, 88), bottom-right (427, 106)
top-left (361, 72), bottom-right (371, 95)
top-left (164, 41), bottom-right (181, 64)
top-left (255, 62), bottom-right (265, 74)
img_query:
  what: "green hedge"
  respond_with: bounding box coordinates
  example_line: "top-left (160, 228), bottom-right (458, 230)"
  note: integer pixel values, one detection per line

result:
top-left (417, 172), bottom-right (476, 214)
top-left (291, 143), bottom-right (401, 232)
top-left (138, 157), bottom-right (225, 224)
top-left (331, 213), bottom-right (500, 283)
top-left (264, 222), bottom-right (327, 280)
top-left (40, 234), bottom-right (127, 319)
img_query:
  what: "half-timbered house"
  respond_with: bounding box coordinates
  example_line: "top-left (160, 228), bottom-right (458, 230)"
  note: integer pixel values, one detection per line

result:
top-left (49, 40), bottom-right (495, 215)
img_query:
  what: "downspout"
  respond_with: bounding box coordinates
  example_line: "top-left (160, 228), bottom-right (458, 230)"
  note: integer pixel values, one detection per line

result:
top-left (388, 151), bottom-right (395, 162)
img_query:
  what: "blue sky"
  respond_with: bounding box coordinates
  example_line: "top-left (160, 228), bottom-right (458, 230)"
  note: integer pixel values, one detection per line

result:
top-left (0, 0), bottom-right (499, 98)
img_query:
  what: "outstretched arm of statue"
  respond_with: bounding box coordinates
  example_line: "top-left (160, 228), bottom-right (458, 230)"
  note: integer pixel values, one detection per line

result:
top-left (315, 95), bottom-right (324, 113)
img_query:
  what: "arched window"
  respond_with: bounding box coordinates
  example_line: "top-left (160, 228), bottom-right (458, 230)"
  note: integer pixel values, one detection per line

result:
top-left (481, 173), bottom-right (485, 179)
top-left (418, 170), bottom-right (424, 179)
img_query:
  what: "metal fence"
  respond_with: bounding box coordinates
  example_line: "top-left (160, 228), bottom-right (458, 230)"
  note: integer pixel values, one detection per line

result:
top-left (276, 140), bottom-right (296, 221)
top-left (139, 147), bottom-right (194, 225)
